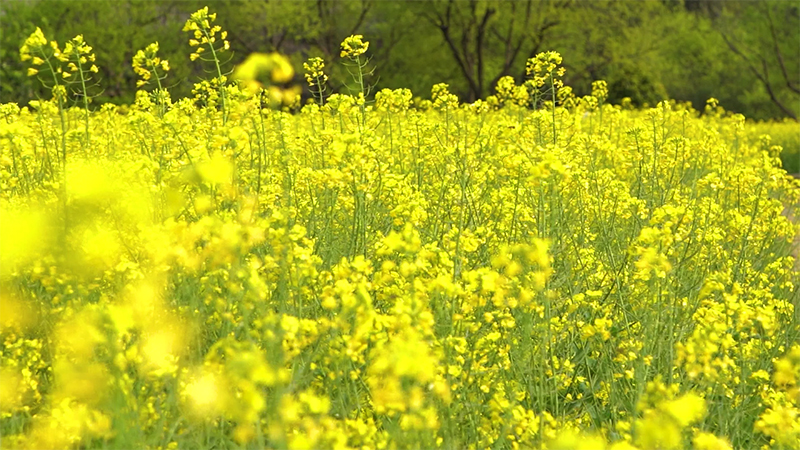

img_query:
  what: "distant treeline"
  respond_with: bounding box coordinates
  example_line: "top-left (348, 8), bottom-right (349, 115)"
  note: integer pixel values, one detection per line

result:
top-left (1, 0), bottom-right (798, 120)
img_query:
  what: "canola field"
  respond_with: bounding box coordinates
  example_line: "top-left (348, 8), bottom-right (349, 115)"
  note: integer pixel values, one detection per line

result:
top-left (2, 8), bottom-right (800, 450)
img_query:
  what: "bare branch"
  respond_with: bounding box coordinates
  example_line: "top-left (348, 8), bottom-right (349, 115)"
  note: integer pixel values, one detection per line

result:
top-left (348, 0), bottom-right (373, 37)
top-left (766, 5), bottom-right (800, 94)
top-left (432, 0), bottom-right (479, 98)
top-left (475, 4), bottom-right (496, 99)
top-left (721, 31), bottom-right (797, 119)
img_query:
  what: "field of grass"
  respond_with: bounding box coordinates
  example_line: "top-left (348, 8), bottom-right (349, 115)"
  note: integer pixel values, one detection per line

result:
top-left (2, 8), bottom-right (800, 450)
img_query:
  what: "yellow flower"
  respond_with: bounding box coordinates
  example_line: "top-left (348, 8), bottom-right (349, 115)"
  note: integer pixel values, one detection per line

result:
top-left (592, 80), bottom-right (609, 103)
top-left (662, 392), bottom-right (706, 427)
top-left (692, 432), bottom-right (732, 450)
top-left (185, 372), bottom-right (220, 409)
top-left (636, 413), bottom-right (681, 450)
top-left (340, 34), bottom-right (369, 59)
top-left (21, 27), bottom-right (48, 55)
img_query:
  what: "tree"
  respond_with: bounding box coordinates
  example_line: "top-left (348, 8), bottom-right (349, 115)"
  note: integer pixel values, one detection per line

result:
top-left (0, 0), bottom-right (40, 103)
top-left (419, 0), bottom-right (567, 101)
top-left (712, 1), bottom-right (800, 120)
top-left (553, 1), bottom-right (673, 106)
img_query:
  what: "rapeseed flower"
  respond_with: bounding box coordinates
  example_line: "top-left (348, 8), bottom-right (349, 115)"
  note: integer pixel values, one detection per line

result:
top-left (5, 16), bottom-right (800, 449)
top-left (340, 35), bottom-right (369, 59)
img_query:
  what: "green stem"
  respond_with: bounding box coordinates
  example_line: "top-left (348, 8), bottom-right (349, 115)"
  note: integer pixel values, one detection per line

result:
top-left (202, 28), bottom-right (227, 125)
top-left (75, 58), bottom-right (90, 148)
top-left (550, 72), bottom-right (557, 146)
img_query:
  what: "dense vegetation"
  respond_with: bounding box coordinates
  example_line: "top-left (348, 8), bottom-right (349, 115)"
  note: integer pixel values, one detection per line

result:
top-left (1, 0), bottom-right (799, 121)
top-left (2, 5), bottom-right (800, 450)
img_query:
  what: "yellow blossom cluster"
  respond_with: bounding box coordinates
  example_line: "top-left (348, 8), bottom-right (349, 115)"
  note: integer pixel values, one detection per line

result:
top-left (340, 34), bottom-right (369, 59)
top-left (19, 28), bottom-right (97, 87)
top-left (304, 57), bottom-right (328, 89)
top-left (183, 6), bottom-right (229, 61)
top-left (132, 42), bottom-right (170, 88)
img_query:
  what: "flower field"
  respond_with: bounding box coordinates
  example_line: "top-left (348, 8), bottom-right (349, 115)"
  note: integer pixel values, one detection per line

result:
top-left (2, 8), bottom-right (800, 450)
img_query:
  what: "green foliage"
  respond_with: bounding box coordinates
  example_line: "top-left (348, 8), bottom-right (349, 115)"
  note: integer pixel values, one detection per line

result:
top-left (1, 0), bottom-right (799, 121)
top-left (749, 120), bottom-right (800, 174)
top-left (1, 0), bottom-right (191, 105)
top-left (0, 1), bottom-right (40, 103)
top-left (712, 1), bottom-right (800, 120)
